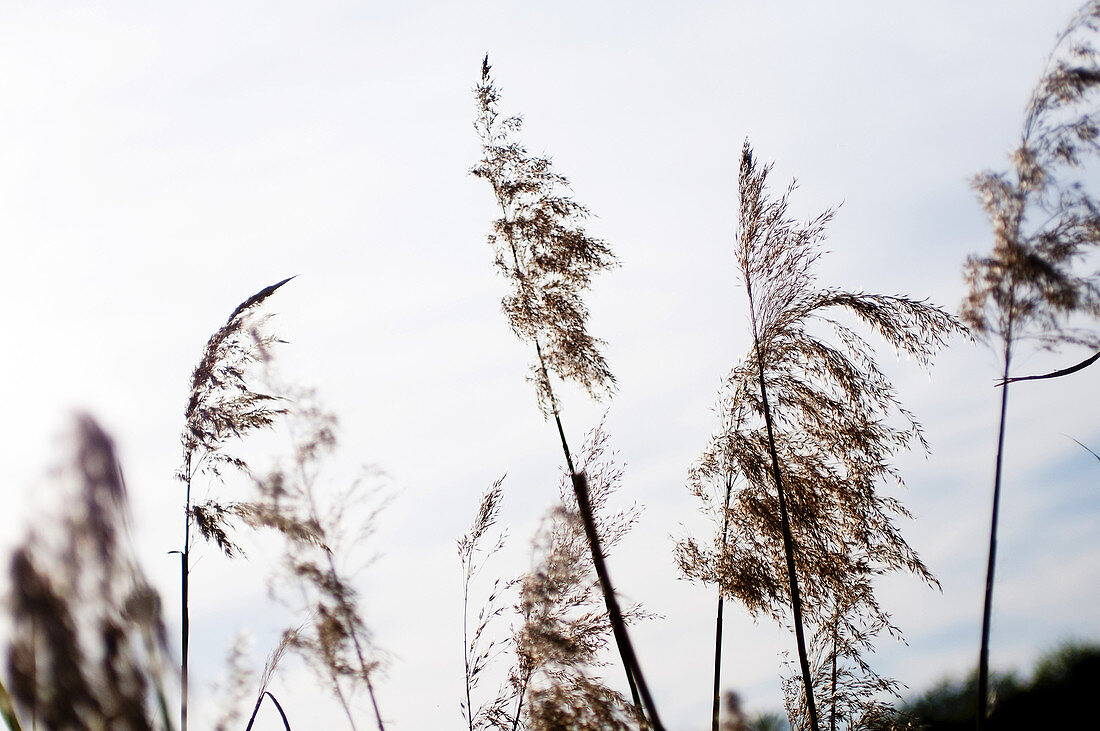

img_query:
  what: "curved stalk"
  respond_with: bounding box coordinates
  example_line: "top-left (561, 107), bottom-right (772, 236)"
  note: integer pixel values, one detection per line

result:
top-left (245, 691), bottom-right (292, 731)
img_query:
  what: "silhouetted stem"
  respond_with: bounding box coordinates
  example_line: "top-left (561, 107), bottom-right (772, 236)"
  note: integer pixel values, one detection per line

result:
top-left (977, 350), bottom-right (1012, 730)
top-left (571, 472), bottom-right (665, 731)
top-left (182, 455), bottom-right (192, 731)
top-left (510, 666), bottom-right (532, 731)
top-left (753, 337), bottom-right (820, 731)
top-left (322, 545), bottom-right (385, 731)
top-left (830, 610), bottom-right (838, 731)
top-left (463, 551), bottom-right (475, 731)
top-left (245, 691), bottom-right (291, 731)
top-left (531, 328), bottom-right (646, 717)
top-left (712, 473), bottom-right (733, 731)
top-left (331, 673), bottom-right (359, 731)
top-left (492, 177), bottom-right (656, 725)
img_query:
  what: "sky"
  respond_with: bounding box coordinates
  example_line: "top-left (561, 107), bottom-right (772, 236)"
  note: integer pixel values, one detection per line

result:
top-left (2, 1), bottom-right (1099, 729)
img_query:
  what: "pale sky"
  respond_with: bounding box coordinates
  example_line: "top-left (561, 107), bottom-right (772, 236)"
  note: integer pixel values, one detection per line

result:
top-left (2, 2), bottom-right (1099, 729)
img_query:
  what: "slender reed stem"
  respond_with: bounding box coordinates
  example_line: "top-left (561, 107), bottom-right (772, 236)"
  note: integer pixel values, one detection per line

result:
top-left (510, 666), bottom-right (532, 731)
top-left (463, 553), bottom-right (475, 731)
top-left (322, 546), bottom-right (385, 731)
top-left (977, 348), bottom-right (1012, 730)
top-left (332, 673), bottom-right (359, 731)
top-left (30, 617), bottom-right (36, 731)
top-left (753, 335), bottom-right (820, 731)
top-left (530, 319), bottom-right (646, 716)
top-left (712, 473), bottom-right (732, 731)
top-left (830, 610), bottom-right (838, 731)
top-left (182, 455), bottom-right (192, 731)
top-left (571, 472), bottom-right (664, 731)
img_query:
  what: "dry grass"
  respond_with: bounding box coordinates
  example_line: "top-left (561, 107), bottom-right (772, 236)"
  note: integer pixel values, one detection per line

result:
top-left (473, 57), bottom-right (662, 729)
top-left (6, 416), bottom-right (173, 731)
top-left (963, 3), bottom-right (1100, 724)
top-left (254, 392), bottom-right (389, 731)
top-left (678, 141), bottom-right (962, 731)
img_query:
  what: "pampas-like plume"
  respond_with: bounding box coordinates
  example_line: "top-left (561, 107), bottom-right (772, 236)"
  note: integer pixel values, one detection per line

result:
top-left (473, 57), bottom-right (663, 729)
top-left (458, 477), bottom-right (516, 731)
top-left (679, 141), bottom-right (961, 731)
top-left (962, 3), bottom-right (1100, 724)
top-left (5, 416), bottom-right (173, 731)
top-left (177, 276), bottom-right (293, 731)
top-left (782, 583), bottom-right (914, 731)
top-left (471, 57), bottom-right (617, 417)
top-left (514, 425), bottom-right (646, 731)
top-left (256, 393), bottom-right (388, 731)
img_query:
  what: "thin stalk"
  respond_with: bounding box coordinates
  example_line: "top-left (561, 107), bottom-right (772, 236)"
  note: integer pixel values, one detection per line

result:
top-left (542, 376), bottom-right (643, 713)
top-left (29, 617), bottom-right (35, 731)
top-left (291, 418), bottom-right (384, 731)
top-left (571, 472), bottom-right (665, 731)
top-left (322, 547), bottom-right (385, 731)
top-left (463, 554), bottom-right (475, 731)
top-left (245, 691), bottom-right (292, 731)
top-left (536, 345), bottom-right (642, 715)
top-left (0, 675), bottom-right (24, 731)
top-left (748, 295), bottom-right (820, 731)
top-left (712, 473), bottom-right (733, 731)
top-left (182, 453), bottom-right (192, 731)
top-left (499, 200), bottom-right (645, 716)
top-left (977, 347), bottom-right (1012, 730)
top-left (830, 610), bottom-right (838, 731)
top-left (331, 672), bottom-right (359, 731)
top-left (490, 182), bottom-right (659, 726)
top-left (510, 666), bottom-right (532, 731)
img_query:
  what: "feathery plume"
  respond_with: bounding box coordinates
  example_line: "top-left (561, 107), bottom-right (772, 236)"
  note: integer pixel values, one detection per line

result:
top-left (962, 4), bottom-right (1100, 724)
top-left (473, 57), bottom-right (662, 728)
top-left (6, 416), bottom-right (173, 731)
top-left (681, 141), bottom-right (961, 731)
top-left (176, 276), bottom-right (293, 731)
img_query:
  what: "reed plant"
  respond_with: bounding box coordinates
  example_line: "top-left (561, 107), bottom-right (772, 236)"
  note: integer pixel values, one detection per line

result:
top-left (5, 416), bottom-right (173, 731)
top-left (513, 426), bottom-right (647, 731)
top-left (241, 630), bottom-right (298, 731)
top-left (962, 3), bottom-right (1100, 725)
top-left (472, 56), bottom-right (663, 730)
top-left (678, 141), bottom-right (961, 731)
top-left (458, 477), bottom-right (515, 731)
top-left (255, 393), bottom-right (388, 731)
top-left (177, 276), bottom-right (293, 730)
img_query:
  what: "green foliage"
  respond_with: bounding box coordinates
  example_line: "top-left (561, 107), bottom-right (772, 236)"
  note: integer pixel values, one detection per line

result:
top-left (902, 642), bottom-right (1100, 730)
